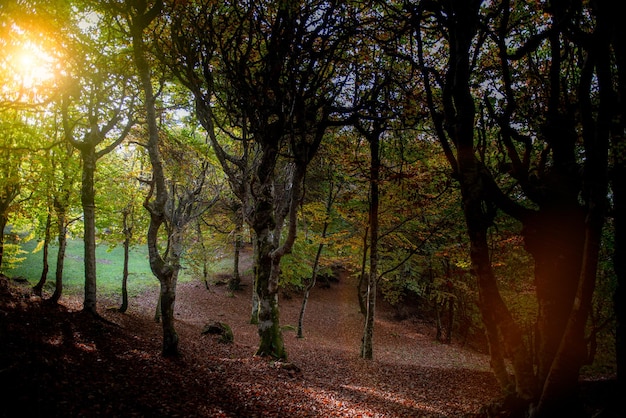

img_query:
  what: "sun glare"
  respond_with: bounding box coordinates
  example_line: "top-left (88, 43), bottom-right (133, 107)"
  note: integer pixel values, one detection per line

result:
top-left (12, 41), bottom-right (55, 88)
top-left (1, 28), bottom-right (59, 102)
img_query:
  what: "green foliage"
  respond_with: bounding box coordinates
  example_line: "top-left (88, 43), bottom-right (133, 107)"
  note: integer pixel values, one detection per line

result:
top-left (2, 243), bottom-right (27, 270)
top-left (279, 237), bottom-right (317, 289)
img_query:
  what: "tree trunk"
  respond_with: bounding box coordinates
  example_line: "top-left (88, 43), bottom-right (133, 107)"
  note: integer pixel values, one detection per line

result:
top-left (523, 208), bottom-right (585, 387)
top-left (252, 165), bottom-right (287, 359)
top-left (297, 241), bottom-right (324, 339)
top-left (0, 183), bottom-right (19, 272)
top-left (159, 274), bottom-right (179, 356)
top-left (128, 0), bottom-right (176, 356)
top-left (614, 154), bottom-right (626, 392)
top-left (361, 130), bottom-right (380, 360)
top-left (298, 179), bottom-right (334, 338)
top-left (33, 211), bottom-right (52, 296)
top-left (535, 214), bottom-right (605, 417)
top-left (252, 158), bottom-right (307, 359)
top-left (159, 227), bottom-right (183, 357)
top-left (357, 227), bottom-right (369, 316)
top-left (250, 238), bottom-right (260, 324)
top-left (195, 220), bottom-right (210, 290)
top-left (0, 213), bottom-right (8, 271)
top-left (253, 229), bottom-right (285, 359)
top-left (0, 211), bottom-right (8, 271)
top-left (230, 216), bottom-right (243, 291)
top-left (80, 147), bottom-right (98, 314)
top-left (50, 206), bottom-right (68, 304)
top-left (610, 0), bottom-right (626, 392)
top-left (119, 207), bottom-right (132, 313)
top-left (436, 298), bottom-right (454, 344)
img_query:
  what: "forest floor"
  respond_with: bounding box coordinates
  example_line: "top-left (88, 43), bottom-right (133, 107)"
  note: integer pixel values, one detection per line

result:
top-left (0, 251), bottom-right (619, 417)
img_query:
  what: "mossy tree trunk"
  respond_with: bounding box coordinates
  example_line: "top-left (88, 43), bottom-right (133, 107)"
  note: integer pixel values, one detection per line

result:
top-left (251, 155), bottom-right (306, 360)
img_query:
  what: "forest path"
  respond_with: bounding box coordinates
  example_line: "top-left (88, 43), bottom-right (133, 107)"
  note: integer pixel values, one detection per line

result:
top-left (117, 250), bottom-right (499, 417)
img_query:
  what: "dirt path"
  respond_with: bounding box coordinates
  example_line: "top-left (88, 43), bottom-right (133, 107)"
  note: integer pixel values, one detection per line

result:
top-left (112, 257), bottom-right (500, 417)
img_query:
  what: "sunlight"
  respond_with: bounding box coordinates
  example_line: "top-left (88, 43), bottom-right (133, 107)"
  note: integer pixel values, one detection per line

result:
top-left (1, 27), bottom-right (59, 102)
top-left (12, 41), bottom-right (55, 89)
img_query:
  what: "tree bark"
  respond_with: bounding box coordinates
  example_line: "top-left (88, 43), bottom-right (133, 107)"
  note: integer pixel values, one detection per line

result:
top-left (127, 0), bottom-right (180, 356)
top-left (361, 128), bottom-right (380, 360)
top-left (160, 227), bottom-right (183, 356)
top-left (0, 213), bottom-right (7, 272)
top-left (251, 152), bottom-right (287, 359)
top-left (50, 204), bottom-right (68, 304)
top-left (357, 227), bottom-right (369, 316)
top-left (614, 150), bottom-right (626, 392)
top-left (33, 210), bottom-right (52, 296)
top-left (610, 0), bottom-right (626, 392)
top-left (523, 208), bottom-right (585, 386)
top-left (230, 212), bottom-right (243, 291)
top-left (297, 241), bottom-right (323, 339)
top-left (80, 147), bottom-right (98, 314)
top-left (119, 206), bottom-right (132, 313)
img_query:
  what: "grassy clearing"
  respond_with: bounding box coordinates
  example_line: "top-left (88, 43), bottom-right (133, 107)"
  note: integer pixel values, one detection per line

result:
top-left (3, 239), bottom-right (232, 302)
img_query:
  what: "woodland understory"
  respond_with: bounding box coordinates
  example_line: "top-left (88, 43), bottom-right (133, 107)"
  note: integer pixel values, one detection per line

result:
top-left (0, 269), bottom-right (621, 418)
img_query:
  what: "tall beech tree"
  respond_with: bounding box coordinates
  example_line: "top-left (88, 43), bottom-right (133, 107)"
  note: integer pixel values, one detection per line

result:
top-left (166, 0), bottom-right (357, 359)
top-left (404, 0), bottom-right (619, 415)
top-left (59, 5), bottom-right (136, 315)
top-left (62, 86), bottom-right (135, 315)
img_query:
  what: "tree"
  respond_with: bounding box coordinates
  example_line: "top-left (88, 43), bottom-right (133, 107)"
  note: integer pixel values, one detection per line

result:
top-left (166, 0), bottom-right (358, 359)
top-left (408, 0), bottom-right (536, 405)
top-left (96, 143), bottom-right (148, 313)
top-left (32, 138), bottom-right (81, 302)
top-left (60, 5), bottom-right (136, 315)
top-left (404, 0), bottom-right (618, 414)
top-left (0, 122), bottom-right (22, 271)
top-left (118, 0), bottom-right (220, 355)
top-left (122, 0), bottom-right (174, 355)
top-left (346, 5), bottom-right (425, 358)
top-left (296, 157), bottom-right (343, 339)
top-left (607, 0), bottom-right (626, 393)
top-left (0, 5), bottom-right (62, 271)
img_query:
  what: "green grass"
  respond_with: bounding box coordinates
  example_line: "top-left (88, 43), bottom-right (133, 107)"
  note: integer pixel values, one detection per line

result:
top-left (3, 239), bottom-right (200, 300)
